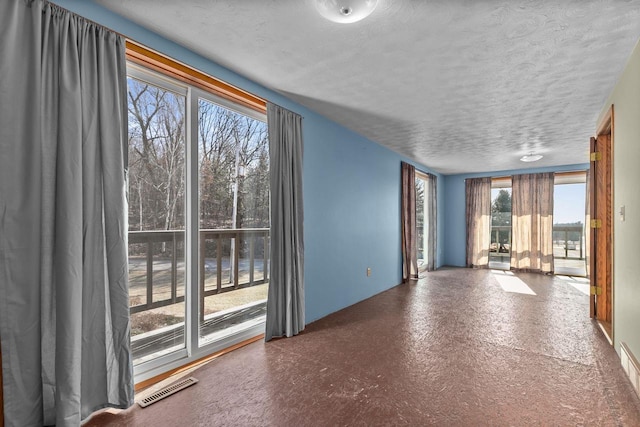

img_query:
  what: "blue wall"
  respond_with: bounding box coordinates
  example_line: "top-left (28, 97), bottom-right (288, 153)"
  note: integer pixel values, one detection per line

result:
top-left (55, 0), bottom-right (444, 323)
top-left (303, 117), bottom-right (444, 321)
top-left (442, 163), bottom-right (590, 267)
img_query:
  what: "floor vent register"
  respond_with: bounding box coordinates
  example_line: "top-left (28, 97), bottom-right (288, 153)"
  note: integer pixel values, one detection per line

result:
top-left (138, 377), bottom-right (199, 408)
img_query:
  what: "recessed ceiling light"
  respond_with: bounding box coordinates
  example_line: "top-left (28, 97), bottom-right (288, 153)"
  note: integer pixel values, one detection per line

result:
top-left (520, 153), bottom-right (543, 162)
top-left (315, 0), bottom-right (378, 24)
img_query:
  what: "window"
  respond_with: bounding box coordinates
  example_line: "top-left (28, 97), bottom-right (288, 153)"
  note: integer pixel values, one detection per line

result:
top-left (197, 97), bottom-right (269, 346)
top-left (125, 44), bottom-right (269, 381)
top-left (415, 171), bottom-right (431, 273)
top-left (484, 172), bottom-right (588, 275)
top-left (127, 70), bottom-right (188, 365)
top-left (489, 177), bottom-right (512, 269)
top-left (553, 172), bottom-right (587, 276)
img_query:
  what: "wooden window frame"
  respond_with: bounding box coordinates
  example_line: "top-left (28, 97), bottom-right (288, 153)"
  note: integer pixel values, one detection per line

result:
top-left (491, 176), bottom-right (512, 189)
top-left (125, 40), bottom-right (266, 114)
top-left (554, 170), bottom-right (587, 185)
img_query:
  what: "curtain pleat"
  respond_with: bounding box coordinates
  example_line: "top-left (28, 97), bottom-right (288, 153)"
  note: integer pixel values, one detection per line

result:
top-left (510, 173), bottom-right (555, 273)
top-left (426, 174), bottom-right (437, 272)
top-left (465, 178), bottom-right (492, 268)
top-left (0, 2), bottom-right (134, 425)
top-left (265, 103), bottom-right (305, 342)
top-left (401, 162), bottom-right (418, 282)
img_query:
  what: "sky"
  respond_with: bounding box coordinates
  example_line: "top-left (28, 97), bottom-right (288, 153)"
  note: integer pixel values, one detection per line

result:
top-left (554, 183), bottom-right (587, 224)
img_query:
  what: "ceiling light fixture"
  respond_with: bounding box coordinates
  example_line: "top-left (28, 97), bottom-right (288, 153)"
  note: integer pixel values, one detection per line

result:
top-left (315, 0), bottom-right (379, 24)
top-left (520, 153), bottom-right (543, 162)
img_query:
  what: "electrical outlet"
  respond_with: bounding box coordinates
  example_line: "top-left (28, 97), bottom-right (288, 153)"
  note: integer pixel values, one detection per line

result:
top-left (367, 267), bottom-right (371, 277)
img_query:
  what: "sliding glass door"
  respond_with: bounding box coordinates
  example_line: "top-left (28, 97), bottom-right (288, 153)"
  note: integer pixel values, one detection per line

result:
top-left (415, 173), bottom-right (429, 273)
top-left (125, 64), bottom-right (269, 379)
top-left (127, 72), bottom-right (188, 365)
top-left (553, 173), bottom-right (587, 276)
top-left (489, 178), bottom-right (512, 269)
top-left (197, 97), bottom-right (269, 346)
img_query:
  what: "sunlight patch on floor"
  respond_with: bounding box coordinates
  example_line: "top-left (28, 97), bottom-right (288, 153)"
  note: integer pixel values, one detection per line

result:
top-left (556, 275), bottom-right (590, 296)
top-left (491, 270), bottom-right (537, 295)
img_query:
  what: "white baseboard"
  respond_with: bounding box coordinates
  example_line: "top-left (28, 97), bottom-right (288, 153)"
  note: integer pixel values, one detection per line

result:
top-left (621, 342), bottom-right (640, 399)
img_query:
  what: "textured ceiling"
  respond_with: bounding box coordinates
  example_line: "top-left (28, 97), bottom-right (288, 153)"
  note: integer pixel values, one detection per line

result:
top-left (96, 0), bottom-right (640, 174)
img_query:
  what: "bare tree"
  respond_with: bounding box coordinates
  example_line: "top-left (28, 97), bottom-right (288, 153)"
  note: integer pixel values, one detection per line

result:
top-left (197, 100), bottom-right (270, 282)
top-left (127, 79), bottom-right (186, 237)
top-left (127, 82), bottom-right (269, 265)
top-left (198, 101), bottom-right (236, 228)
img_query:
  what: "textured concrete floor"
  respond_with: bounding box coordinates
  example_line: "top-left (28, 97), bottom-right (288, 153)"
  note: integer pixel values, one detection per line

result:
top-left (87, 267), bottom-right (640, 426)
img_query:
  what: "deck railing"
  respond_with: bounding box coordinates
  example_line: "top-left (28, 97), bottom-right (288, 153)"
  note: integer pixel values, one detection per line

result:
top-left (128, 228), bottom-right (269, 315)
top-left (552, 224), bottom-right (584, 260)
top-left (488, 224), bottom-right (585, 261)
top-left (489, 225), bottom-right (511, 262)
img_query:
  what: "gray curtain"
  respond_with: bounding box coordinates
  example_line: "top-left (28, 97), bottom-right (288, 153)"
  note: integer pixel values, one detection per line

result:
top-left (465, 177), bottom-right (492, 268)
top-left (265, 103), bottom-right (305, 341)
top-left (0, 2), bottom-right (134, 425)
top-left (401, 162), bottom-right (418, 282)
top-left (425, 173), bottom-right (437, 272)
top-left (510, 173), bottom-right (555, 273)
